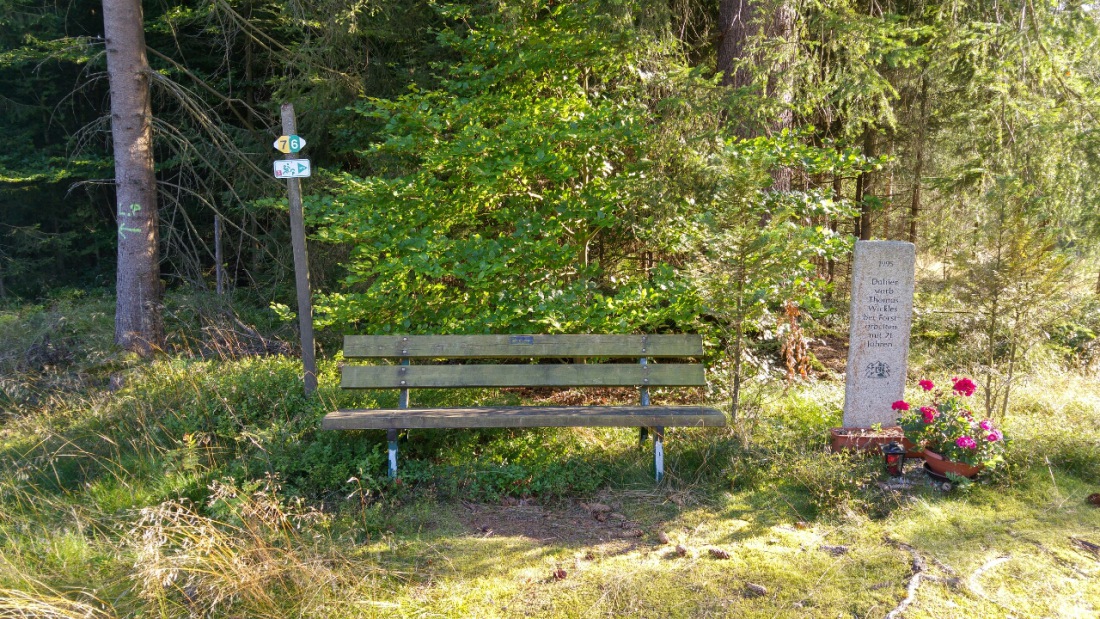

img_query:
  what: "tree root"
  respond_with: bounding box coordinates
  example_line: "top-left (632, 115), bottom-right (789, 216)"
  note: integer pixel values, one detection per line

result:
top-left (966, 555), bottom-right (1023, 616)
top-left (884, 537), bottom-right (1023, 618)
top-left (1072, 537), bottom-right (1100, 559)
top-left (885, 570), bottom-right (922, 619)
top-left (884, 538), bottom-right (930, 619)
top-left (967, 555), bottom-right (1011, 598)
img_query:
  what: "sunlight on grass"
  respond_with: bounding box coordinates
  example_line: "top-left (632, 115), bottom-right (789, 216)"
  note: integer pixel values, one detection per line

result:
top-left (1, 309), bottom-right (1098, 618)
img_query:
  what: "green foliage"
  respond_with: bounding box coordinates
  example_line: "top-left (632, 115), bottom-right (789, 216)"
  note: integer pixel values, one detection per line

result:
top-left (0, 290), bottom-right (116, 413)
top-left (1045, 286), bottom-right (1100, 372)
top-left (311, 1), bottom-right (868, 349)
top-left (312, 0), bottom-right (714, 334)
top-left (683, 132), bottom-right (862, 410)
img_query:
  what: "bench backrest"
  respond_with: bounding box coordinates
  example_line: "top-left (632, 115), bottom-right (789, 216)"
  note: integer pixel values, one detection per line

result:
top-left (341, 334), bottom-right (706, 389)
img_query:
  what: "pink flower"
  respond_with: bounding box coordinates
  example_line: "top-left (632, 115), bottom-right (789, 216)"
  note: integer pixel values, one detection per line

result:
top-left (892, 400), bottom-right (910, 411)
top-left (986, 430), bottom-right (1003, 442)
top-left (956, 436), bottom-right (978, 449)
top-left (979, 419), bottom-right (993, 431)
top-left (919, 379), bottom-right (935, 391)
top-left (920, 406), bottom-right (937, 423)
top-left (953, 377), bottom-right (977, 397)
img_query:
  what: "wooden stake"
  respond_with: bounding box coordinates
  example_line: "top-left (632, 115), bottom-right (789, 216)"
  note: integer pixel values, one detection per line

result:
top-left (281, 103), bottom-right (317, 395)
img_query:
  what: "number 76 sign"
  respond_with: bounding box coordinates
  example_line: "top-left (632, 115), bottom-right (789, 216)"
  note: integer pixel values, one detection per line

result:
top-left (273, 134), bottom-right (306, 153)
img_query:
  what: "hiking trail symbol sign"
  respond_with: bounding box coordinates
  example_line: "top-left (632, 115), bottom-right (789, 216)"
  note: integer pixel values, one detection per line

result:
top-left (274, 159), bottom-right (311, 178)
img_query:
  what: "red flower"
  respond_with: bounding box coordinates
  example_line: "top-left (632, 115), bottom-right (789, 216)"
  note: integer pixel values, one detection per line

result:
top-left (952, 377), bottom-right (977, 397)
top-left (892, 400), bottom-right (910, 411)
top-left (920, 406), bottom-right (937, 423)
top-left (919, 379), bottom-right (935, 391)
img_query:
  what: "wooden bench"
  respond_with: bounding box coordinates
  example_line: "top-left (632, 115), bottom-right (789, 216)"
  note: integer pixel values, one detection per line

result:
top-left (321, 334), bottom-right (726, 481)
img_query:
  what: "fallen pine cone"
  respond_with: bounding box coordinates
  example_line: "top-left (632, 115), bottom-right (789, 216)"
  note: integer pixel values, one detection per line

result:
top-left (745, 583), bottom-right (768, 597)
top-left (1087, 493), bottom-right (1100, 506)
top-left (708, 547), bottom-right (731, 560)
top-left (674, 545), bottom-right (688, 557)
top-left (657, 531), bottom-right (671, 545)
top-left (552, 568), bottom-right (567, 580)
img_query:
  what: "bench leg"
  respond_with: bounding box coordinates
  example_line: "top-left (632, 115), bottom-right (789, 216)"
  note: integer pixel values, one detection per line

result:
top-left (654, 426), bottom-right (665, 482)
top-left (387, 429), bottom-right (399, 479)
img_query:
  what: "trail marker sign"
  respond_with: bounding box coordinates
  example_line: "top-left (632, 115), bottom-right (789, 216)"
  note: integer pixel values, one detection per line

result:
top-left (274, 134), bottom-right (306, 153)
top-left (274, 159), bottom-right (311, 179)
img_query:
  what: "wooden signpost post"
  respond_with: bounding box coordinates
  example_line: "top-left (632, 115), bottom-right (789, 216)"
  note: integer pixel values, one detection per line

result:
top-left (277, 103), bottom-right (317, 394)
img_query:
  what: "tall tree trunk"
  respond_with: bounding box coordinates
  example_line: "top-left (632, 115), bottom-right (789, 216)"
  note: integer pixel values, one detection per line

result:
top-left (909, 76), bottom-right (929, 243)
top-left (882, 132), bottom-right (893, 239)
top-left (856, 129), bottom-right (875, 240)
top-left (718, 0), bottom-right (796, 188)
top-left (729, 249), bottom-right (748, 422)
top-left (215, 213), bottom-right (225, 295)
top-left (826, 174), bottom-right (841, 299)
top-left (717, 0), bottom-right (756, 90)
top-left (104, 0), bottom-right (163, 356)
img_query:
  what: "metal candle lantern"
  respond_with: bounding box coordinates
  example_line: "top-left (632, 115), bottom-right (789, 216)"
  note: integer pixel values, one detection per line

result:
top-left (882, 442), bottom-right (907, 477)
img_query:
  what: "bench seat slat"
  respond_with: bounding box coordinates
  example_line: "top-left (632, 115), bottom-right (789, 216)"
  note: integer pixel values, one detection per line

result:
top-left (322, 406), bottom-right (726, 430)
top-left (344, 334), bottom-right (704, 359)
top-left (341, 363), bottom-right (705, 389)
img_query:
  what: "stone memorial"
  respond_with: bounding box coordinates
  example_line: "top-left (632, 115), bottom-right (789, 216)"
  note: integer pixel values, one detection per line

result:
top-left (842, 240), bottom-right (916, 428)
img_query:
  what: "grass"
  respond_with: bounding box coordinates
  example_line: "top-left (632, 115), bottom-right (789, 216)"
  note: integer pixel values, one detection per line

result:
top-left (1, 293), bottom-right (1099, 617)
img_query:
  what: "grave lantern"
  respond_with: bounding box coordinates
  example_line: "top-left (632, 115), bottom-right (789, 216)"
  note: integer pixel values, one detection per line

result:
top-left (882, 442), bottom-right (907, 477)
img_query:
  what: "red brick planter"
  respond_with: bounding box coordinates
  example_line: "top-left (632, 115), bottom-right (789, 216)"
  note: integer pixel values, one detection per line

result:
top-left (829, 426), bottom-right (920, 456)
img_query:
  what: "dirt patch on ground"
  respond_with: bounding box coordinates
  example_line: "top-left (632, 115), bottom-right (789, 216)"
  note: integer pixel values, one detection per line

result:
top-left (811, 335), bottom-right (848, 378)
top-left (459, 499), bottom-right (653, 553)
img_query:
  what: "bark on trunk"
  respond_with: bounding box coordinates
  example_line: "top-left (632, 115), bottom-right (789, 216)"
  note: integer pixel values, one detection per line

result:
top-left (882, 132), bottom-right (893, 239)
top-left (215, 213), bottom-right (225, 295)
top-left (826, 174), bottom-right (841, 298)
top-left (718, 0), bottom-right (757, 89)
top-left (104, 0), bottom-right (162, 356)
top-left (717, 0), bottom-right (795, 189)
top-left (856, 129), bottom-right (875, 240)
top-left (909, 76), bottom-right (929, 243)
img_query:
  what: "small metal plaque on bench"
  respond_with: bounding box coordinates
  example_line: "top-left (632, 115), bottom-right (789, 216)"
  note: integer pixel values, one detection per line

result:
top-left (510, 336), bottom-right (535, 345)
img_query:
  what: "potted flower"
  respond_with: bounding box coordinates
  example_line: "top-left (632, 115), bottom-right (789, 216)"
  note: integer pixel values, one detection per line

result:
top-left (896, 377), bottom-right (1007, 478)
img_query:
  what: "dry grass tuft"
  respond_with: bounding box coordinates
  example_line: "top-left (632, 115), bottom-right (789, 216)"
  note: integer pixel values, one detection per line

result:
top-left (0, 586), bottom-right (112, 619)
top-left (128, 478), bottom-right (374, 618)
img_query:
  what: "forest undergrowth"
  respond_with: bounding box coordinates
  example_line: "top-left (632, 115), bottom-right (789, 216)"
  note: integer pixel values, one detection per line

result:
top-left (0, 292), bottom-right (1098, 618)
